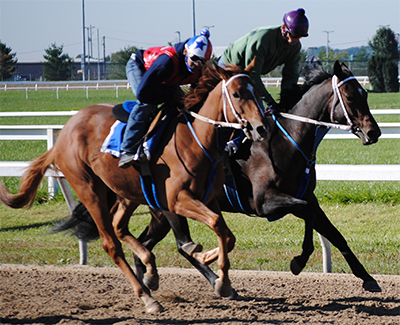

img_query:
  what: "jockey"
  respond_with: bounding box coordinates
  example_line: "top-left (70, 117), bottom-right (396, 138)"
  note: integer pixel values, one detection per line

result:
top-left (219, 8), bottom-right (309, 114)
top-left (119, 29), bottom-right (213, 168)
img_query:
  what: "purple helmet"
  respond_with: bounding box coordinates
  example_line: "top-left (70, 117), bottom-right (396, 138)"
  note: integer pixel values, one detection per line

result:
top-left (283, 8), bottom-right (309, 37)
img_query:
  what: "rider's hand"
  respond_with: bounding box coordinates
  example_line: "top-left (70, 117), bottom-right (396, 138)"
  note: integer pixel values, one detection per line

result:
top-left (267, 101), bottom-right (281, 114)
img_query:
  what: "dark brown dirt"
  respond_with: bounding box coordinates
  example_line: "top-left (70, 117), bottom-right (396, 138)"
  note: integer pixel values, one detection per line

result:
top-left (1, 264), bottom-right (399, 324)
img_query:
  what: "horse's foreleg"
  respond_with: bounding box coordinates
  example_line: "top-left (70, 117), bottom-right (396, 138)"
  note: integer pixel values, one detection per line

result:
top-left (162, 210), bottom-right (221, 288)
top-left (173, 192), bottom-right (235, 298)
top-left (112, 200), bottom-right (160, 291)
top-left (290, 213), bottom-right (314, 275)
top-left (308, 195), bottom-right (381, 292)
top-left (258, 188), bottom-right (315, 274)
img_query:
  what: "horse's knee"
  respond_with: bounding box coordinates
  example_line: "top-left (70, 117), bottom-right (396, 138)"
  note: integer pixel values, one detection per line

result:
top-left (100, 235), bottom-right (123, 260)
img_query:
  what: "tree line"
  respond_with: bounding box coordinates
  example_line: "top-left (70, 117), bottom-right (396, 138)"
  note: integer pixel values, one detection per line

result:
top-left (0, 26), bottom-right (398, 92)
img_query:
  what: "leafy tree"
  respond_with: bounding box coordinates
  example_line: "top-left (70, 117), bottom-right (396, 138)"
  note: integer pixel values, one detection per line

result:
top-left (0, 41), bottom-right (17, 81)
top-left (107, 46), bottom-right (138, 79)
top-left (367, 27), bottom-right (399, 92)
top-left (43, 43), bottom-right (73, 81)
top-left (318, 48), bottom-right (349, 72)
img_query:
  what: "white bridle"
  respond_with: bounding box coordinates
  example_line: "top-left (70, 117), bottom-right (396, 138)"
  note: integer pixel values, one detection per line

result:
top-left (183, 73), bottom-right (264, 132)
top-left (330, 75), bottom-right (357, 126)
top-left (279, 75), bottom-right (359, 132)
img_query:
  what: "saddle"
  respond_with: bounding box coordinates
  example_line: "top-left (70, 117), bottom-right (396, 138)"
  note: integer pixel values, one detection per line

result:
top-left (112, 101), bottom-right (169, 144)
top-left (105, 101), bottom-right (178, 210)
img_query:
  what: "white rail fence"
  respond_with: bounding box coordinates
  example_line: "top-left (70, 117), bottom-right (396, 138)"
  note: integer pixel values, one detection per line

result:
top-left (1, 110), bottom-right (399, 270)
top-left (0, 76), bottom-right (374, 93)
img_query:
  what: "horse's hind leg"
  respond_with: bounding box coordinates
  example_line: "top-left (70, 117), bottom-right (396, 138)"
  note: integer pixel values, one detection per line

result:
top-left (111, 199), bottom-right (160, 291)
top-left (136, 209), bottom-right (219, 289)
top-left (64, 174), bottom-right (163, 313)
top-left (308, 194), bottom-right (381, 292)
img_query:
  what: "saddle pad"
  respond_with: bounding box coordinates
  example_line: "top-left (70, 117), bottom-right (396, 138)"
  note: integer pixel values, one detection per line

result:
top-left (100, 120), bottom-right (126, 158)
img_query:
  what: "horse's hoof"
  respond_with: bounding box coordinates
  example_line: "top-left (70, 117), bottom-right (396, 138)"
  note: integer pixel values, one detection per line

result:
top-left (290, 257), bottom-right (303, 275)
top-left (214, 277), bottom-right (233, 298)
top-left (143, 272), bottom-right (159, 291)
top-left (363, 280), bottom-right (382, 292)
top-left (182, 242), bottom-right (203, 255)
top-left (223, 288), bottom-right (239, 300)
top-left (144, 299), bottom-right (164, 313)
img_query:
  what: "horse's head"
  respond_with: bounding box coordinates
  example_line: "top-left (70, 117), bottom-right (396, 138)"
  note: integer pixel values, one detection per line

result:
top-left (219, 63), bottom-right (270, 142)
top-left (330, 61), bottom-right (381, 145)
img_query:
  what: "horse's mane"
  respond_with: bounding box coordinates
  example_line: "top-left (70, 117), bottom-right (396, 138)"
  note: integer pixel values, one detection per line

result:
top-left (184, 62), bottom-right (245, 111)
top-left (300, 60), bottom-right (332, 90)
top-left (283, 61), bottom-right (332, 110)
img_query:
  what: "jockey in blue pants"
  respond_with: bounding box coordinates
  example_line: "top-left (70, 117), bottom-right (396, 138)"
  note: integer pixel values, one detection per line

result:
top-left (119, 29), bottom-right (213, 168)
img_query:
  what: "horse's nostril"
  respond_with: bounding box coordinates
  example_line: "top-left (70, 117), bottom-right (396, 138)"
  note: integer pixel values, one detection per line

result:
top-left (256, 125), bottom-right (268, 139)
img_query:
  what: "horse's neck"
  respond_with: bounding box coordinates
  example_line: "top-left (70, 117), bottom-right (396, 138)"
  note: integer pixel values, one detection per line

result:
top-left (182, 82), bottom-right (227, 158)
top-left (194, 83), bottom-right (225, 129)
top-left (290, 79), bottom-right (332, 122)
top-left (272, 79), bottom-right (333, 163)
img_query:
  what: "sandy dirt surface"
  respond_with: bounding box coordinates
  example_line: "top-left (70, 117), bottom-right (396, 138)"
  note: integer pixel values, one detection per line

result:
top-left (1, 264), bottom-right (399, 324)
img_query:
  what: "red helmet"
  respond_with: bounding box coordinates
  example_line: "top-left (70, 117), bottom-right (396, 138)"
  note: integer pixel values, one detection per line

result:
top-left (283, 8), bottom-right (309, 37)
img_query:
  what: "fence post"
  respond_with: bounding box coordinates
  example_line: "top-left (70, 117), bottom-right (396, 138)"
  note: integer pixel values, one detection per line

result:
top-left (318, 234), bottom-right (332, 273)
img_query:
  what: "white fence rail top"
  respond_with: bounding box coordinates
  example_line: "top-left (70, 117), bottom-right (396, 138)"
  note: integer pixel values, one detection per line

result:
top-left (316, 164), bottom-right (400, 181)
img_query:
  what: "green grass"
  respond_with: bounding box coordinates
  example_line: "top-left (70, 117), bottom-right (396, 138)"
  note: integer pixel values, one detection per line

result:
top-left (1, 202), bottom-right (399, 275)
top-left (0, 87), bottom-right (399, 275)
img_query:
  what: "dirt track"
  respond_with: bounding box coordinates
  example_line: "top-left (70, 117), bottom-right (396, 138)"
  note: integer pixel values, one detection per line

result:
top-left (1, 264), bottom-right (399, 324)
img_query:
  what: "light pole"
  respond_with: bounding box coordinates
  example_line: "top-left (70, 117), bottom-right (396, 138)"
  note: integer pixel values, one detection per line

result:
top-left (81, 0), bottom-right (86, 81)
top-left (192, 0), bottom-right (196, 36)
top-left (322, 30), bottom-right (334, 60)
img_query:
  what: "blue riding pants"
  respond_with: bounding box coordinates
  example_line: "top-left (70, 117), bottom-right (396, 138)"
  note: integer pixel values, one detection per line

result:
top-left (121, 54), bottom-right (156, 153)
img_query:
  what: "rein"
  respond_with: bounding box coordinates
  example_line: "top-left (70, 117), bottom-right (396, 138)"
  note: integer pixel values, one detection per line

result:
top-left (180, 73), bottom-right (261, 204)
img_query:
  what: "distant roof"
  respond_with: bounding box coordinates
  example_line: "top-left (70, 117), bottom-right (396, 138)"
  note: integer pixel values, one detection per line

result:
top-left (212, 46), bottom-right (227, 58)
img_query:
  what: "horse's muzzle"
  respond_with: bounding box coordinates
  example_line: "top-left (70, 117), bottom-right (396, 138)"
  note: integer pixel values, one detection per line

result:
top-left (353, 125), bottom-right (381, 145)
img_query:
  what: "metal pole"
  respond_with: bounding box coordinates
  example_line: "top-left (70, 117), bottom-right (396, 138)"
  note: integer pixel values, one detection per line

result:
top-left (81, 0), bottom-right (86, 81)
top-left (97, 28), bottom-right (100, 80)
top-left (192, 0), bottom-right (196, 36)
top-left (322, 30), bottom-right (334, 61)
top-left (102, 36), bottom-right (106, 75)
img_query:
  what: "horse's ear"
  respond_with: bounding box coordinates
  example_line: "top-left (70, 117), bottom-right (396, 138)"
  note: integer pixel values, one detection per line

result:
top-left (245, 56), bottom-right (257, 73)
top-left (333, 60), bottom-right (345, 79)
top-left (333, 60), bottom-right (353, 79)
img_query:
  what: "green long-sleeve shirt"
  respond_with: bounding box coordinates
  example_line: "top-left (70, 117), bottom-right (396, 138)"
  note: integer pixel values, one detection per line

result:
top-left (221, 26), bottom-right (301, 105)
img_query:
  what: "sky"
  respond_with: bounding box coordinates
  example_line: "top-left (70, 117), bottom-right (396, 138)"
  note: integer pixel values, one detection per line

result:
top-left (0, 0), bottom-right (399, 61)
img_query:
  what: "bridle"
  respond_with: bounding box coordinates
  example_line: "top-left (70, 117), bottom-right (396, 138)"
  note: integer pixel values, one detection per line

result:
top-left (279, 75), bottom-right (359, 132)
top-left (330, 75), bottom-right (357, 127)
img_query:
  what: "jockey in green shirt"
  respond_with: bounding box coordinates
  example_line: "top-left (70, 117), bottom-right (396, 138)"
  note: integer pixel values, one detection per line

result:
top-left (219, 8), bottom-right (309, 112)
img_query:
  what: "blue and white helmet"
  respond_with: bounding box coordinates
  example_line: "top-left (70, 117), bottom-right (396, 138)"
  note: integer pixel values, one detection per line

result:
top-left (184, 28), bottom-right (213, 72)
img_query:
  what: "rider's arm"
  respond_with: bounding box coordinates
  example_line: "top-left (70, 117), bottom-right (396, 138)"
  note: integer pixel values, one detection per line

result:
top-left (136, 55), bottom-right (174, 105)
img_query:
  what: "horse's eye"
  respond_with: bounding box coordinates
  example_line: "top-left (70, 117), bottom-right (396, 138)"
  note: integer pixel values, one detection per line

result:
top-left (233, 92), bottom-right (240, 98)
top-left (346, 95), bottom-right (353, 102)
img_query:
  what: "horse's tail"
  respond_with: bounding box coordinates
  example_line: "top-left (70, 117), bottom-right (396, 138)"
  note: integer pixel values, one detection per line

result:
top-left (52, 187), bottom-right (117, 242)
top-left (52, 200), bottom-right (100, 241)
top-left (0, 148), bottom-right (55, 209)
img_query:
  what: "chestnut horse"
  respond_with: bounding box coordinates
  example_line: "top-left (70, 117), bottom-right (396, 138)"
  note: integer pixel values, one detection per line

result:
top-left (122, 61), bottom-right (382, 292)
top-left (55, 61), bottom-right (382, 295)
top-left (0, 63), bottom-right (269, 313)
